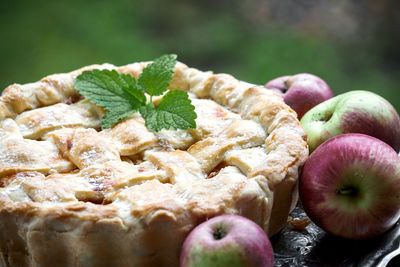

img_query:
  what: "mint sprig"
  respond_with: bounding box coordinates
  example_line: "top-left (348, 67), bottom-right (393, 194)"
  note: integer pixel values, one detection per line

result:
top-left (74, 54), bottom-right (197, 131)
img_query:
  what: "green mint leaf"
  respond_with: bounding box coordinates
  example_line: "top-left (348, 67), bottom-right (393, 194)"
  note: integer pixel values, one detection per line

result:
top-left (138, 54), bottom-right (177, 96)
top-left (140, 90), bottom-right (197, 132)
top-left (101, 110), bottom-right (136, 129)
top-left (139, 104), bottom-right (157, 129)
top-left (75, 69), bottom-right (146, 128)
top-left (120, 73), bottom-right (147, 104)
top-left (75, 69), bottom-right (146, 108)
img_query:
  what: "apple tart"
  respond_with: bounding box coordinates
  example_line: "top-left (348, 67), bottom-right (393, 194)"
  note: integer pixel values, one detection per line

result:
top-left (0, 61), bottom-right (308, 267)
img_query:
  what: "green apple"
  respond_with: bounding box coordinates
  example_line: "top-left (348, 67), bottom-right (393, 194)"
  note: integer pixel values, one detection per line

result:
top-left (301, 90), bottom-right (400, 152)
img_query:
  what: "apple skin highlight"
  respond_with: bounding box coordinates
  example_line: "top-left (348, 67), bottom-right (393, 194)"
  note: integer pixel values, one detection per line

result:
top-left (299, 133), bottom-right (400, 240)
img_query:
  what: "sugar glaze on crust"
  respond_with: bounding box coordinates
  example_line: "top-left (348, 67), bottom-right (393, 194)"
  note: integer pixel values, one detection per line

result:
top-left (0, 62), bottom-right (308, 267)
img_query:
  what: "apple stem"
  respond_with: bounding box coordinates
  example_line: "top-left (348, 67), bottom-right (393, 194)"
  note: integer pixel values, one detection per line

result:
top-left (213, 225), bottom-right (227, 240)
top-left (336, 187), bottom-right (358, 196)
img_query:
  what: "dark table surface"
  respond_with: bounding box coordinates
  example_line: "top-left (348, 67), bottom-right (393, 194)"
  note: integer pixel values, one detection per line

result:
top-left (271, 205), bottom-right (400, 267)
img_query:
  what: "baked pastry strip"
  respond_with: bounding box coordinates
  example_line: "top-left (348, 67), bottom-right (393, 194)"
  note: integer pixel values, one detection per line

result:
top-left (102, 115), bottom-right (159, 156)
top-left (188, 120), bottom-right (266, 173)
top-left (0, 120), bottom-right (75, 178)
top-left (48, 128), bottom-right (120, 169)
top-left (0, 64), bottom-right (116, 119)
top-left (15, 100), bottom-right (103, 139)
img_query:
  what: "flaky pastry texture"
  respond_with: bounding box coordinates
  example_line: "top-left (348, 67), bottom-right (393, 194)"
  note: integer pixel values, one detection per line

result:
top-left (0, 61), bottom-right (308, 267)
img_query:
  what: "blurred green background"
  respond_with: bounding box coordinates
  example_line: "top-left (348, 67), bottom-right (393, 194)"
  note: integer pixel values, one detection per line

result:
top-left (1, 0), bottom-right (399, 111)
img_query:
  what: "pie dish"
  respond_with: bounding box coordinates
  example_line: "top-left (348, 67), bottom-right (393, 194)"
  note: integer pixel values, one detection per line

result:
top-left (0, 61), bottom-right (308, 267)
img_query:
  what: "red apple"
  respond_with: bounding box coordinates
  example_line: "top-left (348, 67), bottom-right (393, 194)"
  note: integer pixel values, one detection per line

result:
top-left (180, 215), bottom-right (274, 267)
top-left (265, 73), bottom-right (333, 118)
top-left (299, 133), bottom-right (400, 240)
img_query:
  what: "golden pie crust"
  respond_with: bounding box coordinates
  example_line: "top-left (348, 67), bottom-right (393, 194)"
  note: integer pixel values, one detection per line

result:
top-left (0, 61), bottom-right (308, 267)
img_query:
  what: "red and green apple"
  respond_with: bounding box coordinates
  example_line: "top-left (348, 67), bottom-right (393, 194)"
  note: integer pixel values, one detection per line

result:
top-left (301, 90), bottom-right (400, 152)
top-left (299, 133), bottom-right (400, 240)
top-left (180, 215), bottom-right (274, 267)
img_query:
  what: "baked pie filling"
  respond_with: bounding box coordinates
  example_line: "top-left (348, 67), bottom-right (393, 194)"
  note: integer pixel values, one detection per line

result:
top-left (0, 61), bottom-right (308, 267)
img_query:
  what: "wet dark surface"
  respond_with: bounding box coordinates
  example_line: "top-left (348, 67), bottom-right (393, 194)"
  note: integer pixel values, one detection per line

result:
top-left (271, 205), bottom-right (400, 267)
